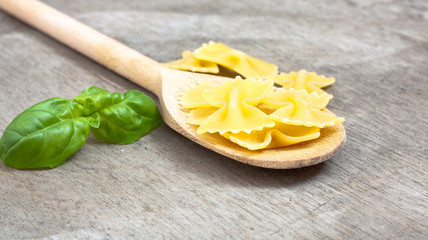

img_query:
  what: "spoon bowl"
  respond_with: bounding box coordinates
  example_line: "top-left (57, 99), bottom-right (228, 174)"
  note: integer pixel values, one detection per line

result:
top-left (0, 0), bottom-right (346, 168)
top-left (158, 67), bottom-right (346, 168)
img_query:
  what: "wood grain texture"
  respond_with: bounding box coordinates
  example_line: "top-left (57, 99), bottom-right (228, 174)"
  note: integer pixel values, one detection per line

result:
top-left (0, 0), bottom-right (427, 239)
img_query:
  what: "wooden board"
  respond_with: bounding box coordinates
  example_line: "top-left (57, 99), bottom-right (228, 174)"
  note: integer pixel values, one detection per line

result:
top-left (0, 0), bottom-right (427, 238)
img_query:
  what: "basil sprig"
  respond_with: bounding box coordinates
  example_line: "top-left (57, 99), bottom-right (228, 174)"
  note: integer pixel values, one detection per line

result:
top-left (74, 86), bottom-right (162, 144)
top-left (0, 87), bottom-right (161, 169)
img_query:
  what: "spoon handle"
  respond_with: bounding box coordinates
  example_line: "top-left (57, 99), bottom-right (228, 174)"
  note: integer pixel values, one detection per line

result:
top-left (0, 0), bottom-right (162, 95)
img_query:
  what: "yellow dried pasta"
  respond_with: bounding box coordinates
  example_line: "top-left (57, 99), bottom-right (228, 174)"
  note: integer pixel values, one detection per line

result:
top-left (263, 88), bottom-right (343, 128)
top-left (270, 69), bottom-right (335, 96)
top-left (180, 81), bottom-right (215, 108)
top-left (180, 77), bottom-right (344, 150)
top-left (163, 51), bottom-right (219, 74)
top-left (222, 123), bottom-right (320, 150)
top-left (193, 41), bottom-right (278, 78)
top-left (173, 42), bottom-right (345, 151)
top-left (196, 77), bottom-right (275, 135)
top-left (263, 88), bottom-right (332, 110)
top-left (187, 107), bottom-right (218, 125)
top-left (269, 101), bottom-right (345, 128)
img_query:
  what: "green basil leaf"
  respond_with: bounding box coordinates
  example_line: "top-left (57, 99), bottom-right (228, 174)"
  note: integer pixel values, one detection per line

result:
top-left (74, 87), bottom-right (162, 145)
top-left (0, 98), bottom-right (97, 169)
top-left (73, 86), bottom-right (112, 115)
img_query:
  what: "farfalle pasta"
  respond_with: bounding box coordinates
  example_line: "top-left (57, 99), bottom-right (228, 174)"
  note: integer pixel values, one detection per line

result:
top-left (164, 41), bottom-right (278, 78)
top-left (180, 81), bottom-right (215, 108)
top-left (263, 88), bottom-right (344, 128)
top-left (180, 77), bottom-right (344, 150)
top-left (193, 41), bottom-right (278, 78)
top-left (269, 103), bottom-right (344, 128)
top-left (223, 123), bottom-right (321, 150)
top-left (163, 51), bottom-right (219, 74)
top-left (182, 77), bottom-right (276, 135)
top-left (269, 70), bottom-right (335, 97)
top-left (262, 88), bottom-right (332, 109)
top-left (170, 41), bottom-right (345, 150)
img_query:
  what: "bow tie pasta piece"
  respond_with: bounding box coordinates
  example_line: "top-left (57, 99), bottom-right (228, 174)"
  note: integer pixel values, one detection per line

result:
top-left (269, 98), bottom-right (345, 128)
top-left (163, 51), bottom-right (219, 74)
top-left (197, 77), bottom-right (275, 135)
top-left (270, 70), bottom-right (335, 97)
top-left (187, 107), bottom-right (218, 125)
top-left (222, 123), bottom-right (320, 150)
top-left (180, 81), bottom-right (216, 108)
top-left (263, 88), bottom-right (333, 110)
top-left (194, 41), bottom-right (278, 78)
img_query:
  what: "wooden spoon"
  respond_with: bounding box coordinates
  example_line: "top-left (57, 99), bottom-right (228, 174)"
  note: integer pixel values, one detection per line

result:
top-left (0, 0), bottom-right (346, 169)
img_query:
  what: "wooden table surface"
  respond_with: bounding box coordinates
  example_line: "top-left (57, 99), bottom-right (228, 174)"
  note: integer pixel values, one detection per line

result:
top-left (0, 0), bottom-right (427, 239)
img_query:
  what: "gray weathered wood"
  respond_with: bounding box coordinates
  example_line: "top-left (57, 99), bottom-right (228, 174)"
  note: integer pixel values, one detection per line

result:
top-left (0, 0), bottom-right (427, 239)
